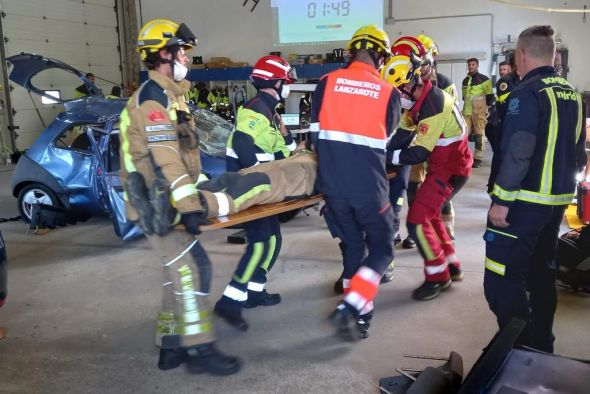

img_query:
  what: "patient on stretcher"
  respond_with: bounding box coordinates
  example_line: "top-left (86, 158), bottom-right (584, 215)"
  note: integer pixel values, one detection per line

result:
top-left (198, 150), bottom-right (318, 219)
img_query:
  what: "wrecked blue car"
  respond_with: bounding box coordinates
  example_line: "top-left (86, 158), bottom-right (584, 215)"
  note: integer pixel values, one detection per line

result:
top-left (8, 53), bottom-right (229, 239)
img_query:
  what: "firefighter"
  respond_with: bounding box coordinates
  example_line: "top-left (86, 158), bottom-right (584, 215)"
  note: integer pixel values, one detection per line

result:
top-left (487, 57), bottom-right (521, 193)
top-left (383, 53), bottom-right (472, 301)
top-left (416, 34), bottom-right (459, 240)
top-left (74, 72), bottom-right (97, 98)
top-left (213, 55), bottom-right (297, 331)
top-left (484, 25), bottom-right (587, 353)
top-left (311, 25), bottom-right (401, 339)
top-left (119, 19), bottom-right (240, 375)
top-left (417, 34), bottom-right (458, 100)
top-left (462, 58), bottom-right (494, 168)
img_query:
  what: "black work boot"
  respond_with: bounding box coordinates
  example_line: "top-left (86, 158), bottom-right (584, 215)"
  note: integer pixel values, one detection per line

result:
top-left (449, 263), bottom-right (464, 282)
top-left (158, 348), bottom-right (188, 371)
top-left (334, 273), bottom-right (344, 294)
top-left (214, 298), bottom-right (249, 331)
top-left (402, 236), bottom-right (417, 249)
top-left (357, 311), bottom-right (373, 339)
top-left (394, 233), bottom-right (402, 246)
top-left (244, 290), bottom-right (281, 308)
top-left (381, 260), bottom-right (395, 283)
top-left (329, 302), bottom-right (360, 341)
top-left (185, 343), bottom-right (241, 376)
top-left (412, 279), bottom-right (451, 301)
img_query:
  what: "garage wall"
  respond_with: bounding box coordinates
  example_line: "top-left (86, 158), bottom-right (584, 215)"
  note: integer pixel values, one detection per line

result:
top-left (138, 0), bottom-right (590, 91)
top-left (0, 0), bottom-right (122, 150)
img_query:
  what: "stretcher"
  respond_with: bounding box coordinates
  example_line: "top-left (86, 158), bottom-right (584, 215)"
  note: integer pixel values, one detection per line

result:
top-left (202, 171), bottom-right (398, 230)
top-left (202, 194), bottom-right (324, 230)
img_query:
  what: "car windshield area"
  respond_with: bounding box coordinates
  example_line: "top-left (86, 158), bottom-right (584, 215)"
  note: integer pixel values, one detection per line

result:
top-left (192, 108), bottom-right (232, 157)
top-left (53, 124), bottom-right (98, 152)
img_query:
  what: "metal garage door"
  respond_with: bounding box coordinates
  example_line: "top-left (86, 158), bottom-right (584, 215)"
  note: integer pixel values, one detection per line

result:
top-left (0, 0), bottom-right (122, 150)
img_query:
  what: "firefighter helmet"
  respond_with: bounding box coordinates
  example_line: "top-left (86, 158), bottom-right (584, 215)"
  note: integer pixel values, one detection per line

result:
top-left (391, 36), bottom-right (427, 58)
top-left (137, 19), bottom-right (197, 60)
top-left (417, 34), bottom-right (439, 57)
top-left (381, 55), bottom-right (421, 88)
top-left (250, 55), bottom-right (297, 84)
top-left (347, 25), bottom-right (392, 56)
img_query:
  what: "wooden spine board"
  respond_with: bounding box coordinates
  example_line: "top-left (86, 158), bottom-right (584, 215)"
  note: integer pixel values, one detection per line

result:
top-left (200, 170), bottom-right (397, 230)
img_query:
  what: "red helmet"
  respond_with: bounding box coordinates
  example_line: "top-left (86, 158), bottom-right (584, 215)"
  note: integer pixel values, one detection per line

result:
top-left (391, 36), bottom-right (427, 58)
top-left (250, 55), bottom-right (297, 84)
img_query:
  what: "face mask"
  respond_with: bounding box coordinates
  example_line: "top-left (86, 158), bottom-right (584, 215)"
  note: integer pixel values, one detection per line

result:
top-left (173, 60), bottom-right (188, 81)
top-left (280, 84), bottom-right (290, 99)
top-left (400, 97), bottom-right (415, 110)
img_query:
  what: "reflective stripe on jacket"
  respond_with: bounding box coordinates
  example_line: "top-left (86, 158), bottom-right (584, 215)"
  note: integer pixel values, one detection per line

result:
top-left (491, 66), bottom-right (587, 207)
top-left (310, 61), bottom-right (401, 201)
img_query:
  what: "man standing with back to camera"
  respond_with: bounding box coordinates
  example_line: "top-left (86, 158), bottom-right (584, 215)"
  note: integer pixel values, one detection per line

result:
top-left (484, 25), bottom-right (587, 353)
top-left (311, 25), bottom-right (401, 340)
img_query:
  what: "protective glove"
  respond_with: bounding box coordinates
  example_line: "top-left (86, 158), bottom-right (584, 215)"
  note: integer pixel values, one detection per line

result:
top-left (181, 212), bottom-right (209, 235)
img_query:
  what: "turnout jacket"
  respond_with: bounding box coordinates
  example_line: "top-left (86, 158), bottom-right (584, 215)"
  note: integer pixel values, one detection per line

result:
top-left (226, 91), bottom-right (296, 172)
top-left (389, 81), bottom-right (473, 177)
top-left (491, 66), bottom-right (587, 207)
top-left (434, 72), bottom-right (458, 101)
top-left (495, 72), bottom-right (521, 121)
top-left (310, 60), bottom-right (401, 202)
top-left (119, 71), bottom-right (204, 221)
top-left (462, 71), bottom-right (494, 114)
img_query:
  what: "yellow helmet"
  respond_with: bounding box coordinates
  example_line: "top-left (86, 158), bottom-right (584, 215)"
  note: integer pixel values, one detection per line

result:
top-left (347, 25), bottom-right (392, 56)
top-left (137, 19), bottom-right (197, 60)
top-left (417, 34), bottom-right (439, 57)
top-left (381, 55), bottom-right (421, 88)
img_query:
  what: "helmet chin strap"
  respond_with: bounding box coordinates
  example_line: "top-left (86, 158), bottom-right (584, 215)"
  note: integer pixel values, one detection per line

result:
top-left (368, 51), bottom-right (383, 69)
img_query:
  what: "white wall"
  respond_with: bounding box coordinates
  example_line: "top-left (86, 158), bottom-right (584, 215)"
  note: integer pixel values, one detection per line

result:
top-left (139, 0), bottom-right (590, 91)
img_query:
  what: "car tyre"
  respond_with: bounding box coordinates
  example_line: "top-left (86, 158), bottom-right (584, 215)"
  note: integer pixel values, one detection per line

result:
top-left (17, 183), bottom-right (60, 223)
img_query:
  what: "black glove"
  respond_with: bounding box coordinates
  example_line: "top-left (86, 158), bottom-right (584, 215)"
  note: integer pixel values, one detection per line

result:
top-left (181, 212), bottom-right (209, 235)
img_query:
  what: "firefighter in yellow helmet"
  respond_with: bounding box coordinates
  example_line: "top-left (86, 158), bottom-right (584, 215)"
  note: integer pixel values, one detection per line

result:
top-left (119, 19), bottom-right (240, 375)
top-left (313, 24), bottom-right (402, 339)
top-left (416, 34), bottom-right (459, 241)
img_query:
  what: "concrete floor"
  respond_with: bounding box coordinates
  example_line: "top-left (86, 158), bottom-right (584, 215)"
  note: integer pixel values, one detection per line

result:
top-left (0, 155), bottom-right (589, 394)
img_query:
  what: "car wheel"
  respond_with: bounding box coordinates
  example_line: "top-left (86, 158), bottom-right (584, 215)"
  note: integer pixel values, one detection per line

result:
top-left (17, 184), bottom-right (60, 223)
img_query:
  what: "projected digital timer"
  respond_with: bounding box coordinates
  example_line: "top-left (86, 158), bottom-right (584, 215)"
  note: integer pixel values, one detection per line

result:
top-left (307, 1), bottom-right (351, 17)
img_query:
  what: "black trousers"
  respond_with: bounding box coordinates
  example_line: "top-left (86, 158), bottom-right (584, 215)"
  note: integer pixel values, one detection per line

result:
top-left (483, 201), bottom-right (566, 353)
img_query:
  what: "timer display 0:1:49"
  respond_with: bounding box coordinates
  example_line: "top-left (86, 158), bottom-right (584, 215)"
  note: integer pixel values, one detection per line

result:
top-left (307, 1), bottom-right (351, 18)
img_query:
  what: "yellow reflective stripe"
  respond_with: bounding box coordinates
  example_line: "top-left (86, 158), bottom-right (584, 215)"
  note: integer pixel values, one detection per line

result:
top-left (416, 224), bottom-right (435, 261)
top-left (177, 264), bottom-right (210, 335)
top-left (172, 183), bottom-right (198, 202)
top-left (119, 108), bottom-right (137, 172)
top-left (516, 189), bottom-right (574, 205)
top-left (485, 257), bottom-right (506, 276)
top-left (123, 191), bottom-right (129, 202)
top-left (396, 197), bottom-right (404, 206)
top-left (575, 93), bottom-right (583, 142)
top-left (541, 88), bottom-right (559, 195)
top-left (234, 184), bottom-right (271, 209)
top-left (497, 92), bottom-right (511, 103)
top-left (168, 110), bottom-right (177, 121)
top-left (492, 184), bottom-right (518, 202)
top-left (486, 227), bottom-right (517, 239)
top-left (233, 242), bottom-right (264, 284)
top-left (196, 173), bottom-right (209, 186)
top-left (261, 235), bottom-right (277, 271)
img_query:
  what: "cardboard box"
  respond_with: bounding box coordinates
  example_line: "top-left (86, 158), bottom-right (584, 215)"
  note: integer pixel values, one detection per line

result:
top-left (210, 57), bottom-right (231, 63)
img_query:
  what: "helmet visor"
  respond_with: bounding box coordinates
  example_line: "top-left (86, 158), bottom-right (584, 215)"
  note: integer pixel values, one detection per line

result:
top-left (287, 67), bottom-right (297, 83)
top-left (175, 23), bottom-right (197, 48)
